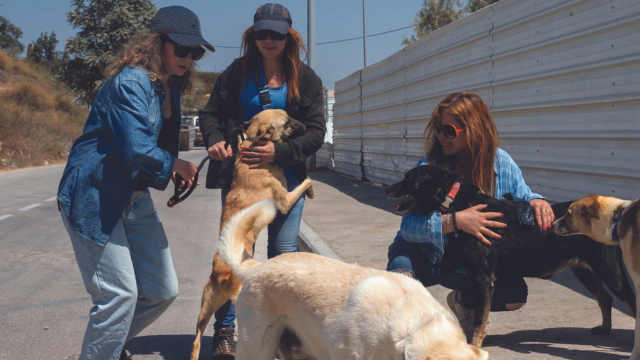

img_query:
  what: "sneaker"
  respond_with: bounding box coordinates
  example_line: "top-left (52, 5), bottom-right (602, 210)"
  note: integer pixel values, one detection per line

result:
top-left (212, 327), bottom-right (236, 359)
top-left (446, 290), bottom-right (475, 341)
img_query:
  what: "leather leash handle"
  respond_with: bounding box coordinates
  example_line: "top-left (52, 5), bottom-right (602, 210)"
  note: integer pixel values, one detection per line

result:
top-left (167, 156), bottom-right (210, 208)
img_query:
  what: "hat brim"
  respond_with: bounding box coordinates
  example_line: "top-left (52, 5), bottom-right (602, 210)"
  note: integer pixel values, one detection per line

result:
top-left (166, 33), bottom-right (215, 52)
top-left (253, 20), bottom-right (290, 35)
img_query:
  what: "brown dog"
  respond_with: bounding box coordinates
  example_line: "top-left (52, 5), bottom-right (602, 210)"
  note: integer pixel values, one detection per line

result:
top-left (190, 109), bottom-right (314, 360)
top-left (553, 195), bottom-right (640, 359)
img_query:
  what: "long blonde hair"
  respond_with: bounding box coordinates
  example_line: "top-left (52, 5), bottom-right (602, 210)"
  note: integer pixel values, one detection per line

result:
top-left (425, 92), bottom-right (499, 195)
top-left (238, 26), bottom-right (307, 103)
top-left (103, 31), bottom-right (194, 93)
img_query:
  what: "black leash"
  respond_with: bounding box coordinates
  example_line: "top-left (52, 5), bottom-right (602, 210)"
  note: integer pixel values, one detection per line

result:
top-left (167, 155), bottom-right (210, 208)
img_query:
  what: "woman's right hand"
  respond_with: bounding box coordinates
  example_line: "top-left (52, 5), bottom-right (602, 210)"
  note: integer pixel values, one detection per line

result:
top-left (172, 158), bottom-right (197, 183)
top-left (454, 204), bottom-right (506, 246)
top-left (208, 140), bottom-right (233, 161)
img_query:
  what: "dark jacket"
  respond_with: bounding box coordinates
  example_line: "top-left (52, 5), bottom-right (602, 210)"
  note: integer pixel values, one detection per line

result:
top-left (199, 58), bottom-right (326, 189)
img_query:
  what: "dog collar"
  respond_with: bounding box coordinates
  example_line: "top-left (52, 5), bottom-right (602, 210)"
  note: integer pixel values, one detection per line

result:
top-left (439, 182), bottom-right (460, 213)
top-left (612, 200), bottom-right (637, 241)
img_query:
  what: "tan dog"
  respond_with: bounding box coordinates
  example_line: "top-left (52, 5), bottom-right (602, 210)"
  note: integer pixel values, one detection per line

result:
top-left (217, 199), bottom-right (489, 360)
top-left (553, 195), bottom-right (640, 360)
top-left (191, 109), bottom-right (314, 360)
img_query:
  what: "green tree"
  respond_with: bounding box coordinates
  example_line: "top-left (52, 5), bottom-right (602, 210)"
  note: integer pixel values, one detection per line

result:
top-left (59, 0), bottom-right (156, 105)
top-left (27, 31), bottom-right (60, 64)
top-left (402, 0), bottom-right (500, 46)
top-left (0, 16), bottom-right (25, 56)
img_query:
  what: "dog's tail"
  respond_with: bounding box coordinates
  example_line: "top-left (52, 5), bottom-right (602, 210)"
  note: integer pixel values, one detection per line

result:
top-left (217, 199), bottom-right (278, 280)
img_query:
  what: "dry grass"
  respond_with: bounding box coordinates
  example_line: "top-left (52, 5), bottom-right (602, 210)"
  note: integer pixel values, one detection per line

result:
top-left (0, 50), bottom-right (86, 170)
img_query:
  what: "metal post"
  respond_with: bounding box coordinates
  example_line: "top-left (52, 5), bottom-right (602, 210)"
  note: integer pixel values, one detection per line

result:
top-left (363, 0), bottom-right (367, 67)
top-left (307, 0), bottom-right (316, 70)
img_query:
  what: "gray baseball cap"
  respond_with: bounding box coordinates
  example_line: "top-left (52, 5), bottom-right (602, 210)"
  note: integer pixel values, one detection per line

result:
top-left (253, 3), bottom-right (292, 35)
top-left (151, 6), bottom-right (215, 52)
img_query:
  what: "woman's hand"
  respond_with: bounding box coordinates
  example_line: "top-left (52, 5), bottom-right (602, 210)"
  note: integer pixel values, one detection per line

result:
top-left (171, 172), bottom-right (199, 190)
top-left (208, 140), bottom-right (233, 161)
top-left (530, 198), bottom-right (554, 230)
top-left (241, 140), bottom-right (275, 169)
top-left (453, 204), bottom-right (506, 246)
top-left (172, 158), bottom-right (197, 188)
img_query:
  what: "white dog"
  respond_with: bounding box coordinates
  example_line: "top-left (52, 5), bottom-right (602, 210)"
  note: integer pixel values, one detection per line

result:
top-left (217, 199), bottom-right (489, 360)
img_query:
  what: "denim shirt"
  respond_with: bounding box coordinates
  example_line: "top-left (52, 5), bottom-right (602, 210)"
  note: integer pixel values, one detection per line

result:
top-left (394, 148), bottom-right (543, 264)
top-left (57, 66), bottom-right (180, 246)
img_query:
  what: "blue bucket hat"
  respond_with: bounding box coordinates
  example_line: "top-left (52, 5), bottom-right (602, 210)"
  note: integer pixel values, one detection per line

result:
top-left (253, 3), bottom-right (292, 35)
top-left (151, 6), bottom-right (215, 52)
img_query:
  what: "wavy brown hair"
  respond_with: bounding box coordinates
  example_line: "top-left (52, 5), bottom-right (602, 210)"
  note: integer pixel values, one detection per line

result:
top-left (238, 26), bottom-right (307, 103)
top-left (425, 92), bottom-right (499, 195)
top-left (103, 31), bottom-right (194, 93)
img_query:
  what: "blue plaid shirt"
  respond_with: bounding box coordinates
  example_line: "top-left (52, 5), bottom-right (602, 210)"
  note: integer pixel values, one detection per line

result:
top-left (394, 148), bottom-right (543, 264)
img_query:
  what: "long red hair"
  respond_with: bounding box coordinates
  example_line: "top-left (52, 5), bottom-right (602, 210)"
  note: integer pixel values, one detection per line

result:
top-left (238, 26), bottom-right (307, 103)
top-left (425, 92), bottom-right (499, 195)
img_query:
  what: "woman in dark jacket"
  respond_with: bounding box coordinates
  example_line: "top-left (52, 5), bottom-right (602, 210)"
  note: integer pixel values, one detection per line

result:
top-left (198, 3), bottom-right (325, 359)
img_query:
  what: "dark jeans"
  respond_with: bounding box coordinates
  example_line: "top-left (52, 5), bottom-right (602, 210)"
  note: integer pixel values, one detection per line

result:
top-left (213, 165), bottom-right (304, 329)
top-left (386, 240), bottom-right (527, 311)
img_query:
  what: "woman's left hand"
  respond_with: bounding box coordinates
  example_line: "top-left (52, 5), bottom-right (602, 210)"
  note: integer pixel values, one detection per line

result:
top-left (241, 140), bottom-right (275, 169)
top-left (530, 198), bottom-right (554, 230)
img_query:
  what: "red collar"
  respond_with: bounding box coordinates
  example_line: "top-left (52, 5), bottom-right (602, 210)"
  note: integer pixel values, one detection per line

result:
top-left (439, 182), bottom-right (460, 213)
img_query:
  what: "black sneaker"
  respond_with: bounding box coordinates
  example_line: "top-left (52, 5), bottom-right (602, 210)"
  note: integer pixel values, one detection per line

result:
top-left (212, 327), bottom-right (236, 359)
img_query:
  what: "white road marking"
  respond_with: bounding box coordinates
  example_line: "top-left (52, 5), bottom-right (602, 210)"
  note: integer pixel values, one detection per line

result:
top-left (0, 215), bottom-right (12, 221)
top-left (45, 197), bottom-right (57, 202)
top-left (19, 204), bottom-right (41, 211)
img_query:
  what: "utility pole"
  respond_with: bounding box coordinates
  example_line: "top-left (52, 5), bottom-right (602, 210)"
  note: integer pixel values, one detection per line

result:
top-left (307, 0), bottom-right (316, 70)
top-left (363, 0), bottom-right (367, 67)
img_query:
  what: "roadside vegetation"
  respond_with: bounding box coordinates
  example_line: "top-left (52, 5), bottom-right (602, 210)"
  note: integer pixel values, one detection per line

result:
top-left (0, 50), bottom-right (86, 170)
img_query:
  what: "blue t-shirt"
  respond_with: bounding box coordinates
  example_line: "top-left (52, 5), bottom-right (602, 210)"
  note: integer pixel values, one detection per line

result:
top-left (239, 67), bottom-right (288, 121)
top-left (239, 67), bottom-right (296, 181)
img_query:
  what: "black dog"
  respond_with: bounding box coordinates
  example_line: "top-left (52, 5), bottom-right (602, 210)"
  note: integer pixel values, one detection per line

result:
top-left (386, 164), bottom-right (636, 347)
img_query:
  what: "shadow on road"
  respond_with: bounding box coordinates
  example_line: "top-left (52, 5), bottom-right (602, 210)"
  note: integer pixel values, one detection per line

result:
top-left (127, 335), bottom-right (211, 360)
top-left (309, 171), bottom-right (400, 215)
top-left (484, 327), bottom-right (634, 359)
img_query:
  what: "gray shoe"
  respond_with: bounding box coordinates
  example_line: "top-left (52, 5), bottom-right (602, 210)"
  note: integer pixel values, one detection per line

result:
top-left (119, 349), bottom-right (132, 360)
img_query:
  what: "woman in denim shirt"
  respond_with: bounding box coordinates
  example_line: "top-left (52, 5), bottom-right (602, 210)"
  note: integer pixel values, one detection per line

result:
top-left (57, 7), bottom-right (213, 360)
top-left (387, 92), bottom-right (555, 339)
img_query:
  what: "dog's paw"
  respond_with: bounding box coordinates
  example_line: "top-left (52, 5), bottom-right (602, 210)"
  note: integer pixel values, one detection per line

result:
top-left (306, 186), bottom-right (315, 199)
top-left (590, 325), bottom-right (612, 335)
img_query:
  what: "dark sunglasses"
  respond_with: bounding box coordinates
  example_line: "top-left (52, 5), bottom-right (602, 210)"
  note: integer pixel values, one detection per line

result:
top-left (162, 35), bottom-right (205, 61)
top-left (253, 30), bottom-right (287, 41)
top-left (435, 123), bottom-right (466, 139)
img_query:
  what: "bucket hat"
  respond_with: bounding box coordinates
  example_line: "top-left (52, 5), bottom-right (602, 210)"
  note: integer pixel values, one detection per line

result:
top-left (253, 3), bottom-right (292, 35)
top-left (151, 6), bottom-right (215, 52)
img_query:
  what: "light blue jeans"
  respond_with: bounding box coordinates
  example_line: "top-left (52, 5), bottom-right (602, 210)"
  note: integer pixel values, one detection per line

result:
top-left (61, 189), bottom-right (179, 360)
top-left (213, 166), bottom-right (304, 329)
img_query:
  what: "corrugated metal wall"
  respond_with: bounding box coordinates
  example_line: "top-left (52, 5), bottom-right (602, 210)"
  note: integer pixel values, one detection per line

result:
top-left (330, 0), bottom-right (640, 201)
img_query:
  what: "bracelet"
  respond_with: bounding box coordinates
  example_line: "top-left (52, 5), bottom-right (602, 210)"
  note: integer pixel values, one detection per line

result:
top-left (451, 211), bottom-right (459, 238)
top-left (446, 213), bottom-right (452, 232)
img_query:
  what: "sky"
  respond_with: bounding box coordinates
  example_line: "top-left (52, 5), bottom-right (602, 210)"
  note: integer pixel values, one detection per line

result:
top-left (2, 0), bottom-right (425, 90)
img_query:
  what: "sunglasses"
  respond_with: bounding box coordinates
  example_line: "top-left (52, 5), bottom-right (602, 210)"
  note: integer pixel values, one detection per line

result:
top-left (163, 36), bottom-right (205, 61)
top-left (253, 30), bottom-right (287, 41)
top-left (435, 123), bottom-right (466, 139)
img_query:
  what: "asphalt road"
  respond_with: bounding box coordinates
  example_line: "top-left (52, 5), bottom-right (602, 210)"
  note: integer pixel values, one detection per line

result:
top-left (0, 146), bottom-right (637, 360)
top-left (0, 148), bottom-right (268, 360)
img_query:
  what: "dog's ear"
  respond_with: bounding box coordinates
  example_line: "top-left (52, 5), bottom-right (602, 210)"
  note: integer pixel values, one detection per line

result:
top-left (579, 203), bottom-right (600, 221)
top-left (251, 124), bottom-right (273, 141)
top-left (414, 168), bottom-right (431, 189)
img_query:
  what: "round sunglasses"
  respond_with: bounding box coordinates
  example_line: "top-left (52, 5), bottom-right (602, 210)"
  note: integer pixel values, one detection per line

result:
top-left (435, 123), bottom-right (466, 139)
top-left (162, 35), bottom-right (205, 61)
top-left (253, 30), bottom-right (287, 41)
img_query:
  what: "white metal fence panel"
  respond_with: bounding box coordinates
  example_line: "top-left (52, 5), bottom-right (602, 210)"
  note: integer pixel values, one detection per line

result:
top-left (329, 0), bottom-right (640, 201)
